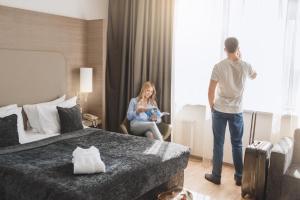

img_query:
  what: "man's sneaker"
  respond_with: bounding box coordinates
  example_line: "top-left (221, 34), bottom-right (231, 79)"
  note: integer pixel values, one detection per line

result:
top-left (204, 173), bottom-right (221, 185)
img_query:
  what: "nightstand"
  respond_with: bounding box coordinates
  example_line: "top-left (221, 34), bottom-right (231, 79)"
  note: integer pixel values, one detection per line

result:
top-left (82, 118), bottom-right (102, 128)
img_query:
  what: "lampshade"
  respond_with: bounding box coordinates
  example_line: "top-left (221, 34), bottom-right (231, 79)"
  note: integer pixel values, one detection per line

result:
top-left (80, 68), bottom-right (93, 93)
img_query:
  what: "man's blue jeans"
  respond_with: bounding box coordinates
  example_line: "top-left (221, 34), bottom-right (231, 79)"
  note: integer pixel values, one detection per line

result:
top-left (211, 109), bottom-right (244, 181)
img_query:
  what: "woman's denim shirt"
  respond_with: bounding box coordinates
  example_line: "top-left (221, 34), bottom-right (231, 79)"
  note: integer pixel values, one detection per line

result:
top-left (127, 98), bottom-right (161, 123)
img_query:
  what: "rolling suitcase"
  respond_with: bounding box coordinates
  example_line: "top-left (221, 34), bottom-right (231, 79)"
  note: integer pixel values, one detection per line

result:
top-left (241, 112), bottom-right (273, 200)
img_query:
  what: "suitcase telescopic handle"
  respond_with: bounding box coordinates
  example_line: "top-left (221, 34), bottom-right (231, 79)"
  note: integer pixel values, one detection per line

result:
top-left (249, 112), bottom-right (257, 145)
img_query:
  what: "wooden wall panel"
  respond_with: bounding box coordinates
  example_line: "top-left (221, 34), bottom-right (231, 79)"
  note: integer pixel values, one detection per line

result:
top-left (87, 20), bottom-right (107, 128)
top-left (0, 6), bottom-right (106, 124)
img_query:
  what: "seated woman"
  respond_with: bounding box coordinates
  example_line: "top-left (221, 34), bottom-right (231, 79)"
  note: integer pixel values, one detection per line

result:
top-left (127, 81), bottom-right (163, 141)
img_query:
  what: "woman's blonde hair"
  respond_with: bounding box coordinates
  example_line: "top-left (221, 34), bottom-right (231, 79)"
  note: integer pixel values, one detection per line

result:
top-left (137, 81), bottom-right (157, 106)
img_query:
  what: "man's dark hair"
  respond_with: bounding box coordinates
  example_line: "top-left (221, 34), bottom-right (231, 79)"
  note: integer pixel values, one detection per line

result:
top-left (225, 37), bottom-right (239, 53)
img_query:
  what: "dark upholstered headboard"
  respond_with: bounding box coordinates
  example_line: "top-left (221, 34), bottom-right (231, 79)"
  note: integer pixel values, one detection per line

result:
top-left (0, 48), bottom-right (67, 106)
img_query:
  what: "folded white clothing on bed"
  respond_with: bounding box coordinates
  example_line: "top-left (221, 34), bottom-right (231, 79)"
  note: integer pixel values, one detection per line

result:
top-left (72, 146), bottom-right (106, 174)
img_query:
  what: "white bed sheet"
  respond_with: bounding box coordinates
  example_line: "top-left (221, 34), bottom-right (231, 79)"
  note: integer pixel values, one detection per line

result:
top-left (20, 129), bottom-right (60, 144)
top-left (20, 125), bottom-right (88, 144)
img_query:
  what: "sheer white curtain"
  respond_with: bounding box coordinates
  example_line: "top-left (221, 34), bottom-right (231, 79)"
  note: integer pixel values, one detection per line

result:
top-left (172, 0), bottom-right (300, 157)
top-left (172, 0), bottom-right (224, 158)
top-left (173, 0), bottom-right (223, 112)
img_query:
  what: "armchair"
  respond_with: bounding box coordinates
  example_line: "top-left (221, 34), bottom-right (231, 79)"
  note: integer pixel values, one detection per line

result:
top-left (266, 129), bottom-right (300, 200)
top-left (120, 118), bottom-right (172, 141)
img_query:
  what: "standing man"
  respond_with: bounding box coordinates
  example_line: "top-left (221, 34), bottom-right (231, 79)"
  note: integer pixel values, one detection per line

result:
top-left (205, 37), bottom-right (257, 186)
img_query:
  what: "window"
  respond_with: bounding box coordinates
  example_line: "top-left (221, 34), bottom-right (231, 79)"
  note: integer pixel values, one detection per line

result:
top-left (173, 0), bottom-right (300, 116)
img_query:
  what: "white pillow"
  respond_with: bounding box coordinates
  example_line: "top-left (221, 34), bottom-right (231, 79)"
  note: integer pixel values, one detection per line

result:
top-left (23, 95), bottom-right (66, 132)
top-left (0, 104), bottom-right (17, 112)
top-left (38, 96), bottom-right (77, 134)
top-left (0, 107), bottom-right (25, 144)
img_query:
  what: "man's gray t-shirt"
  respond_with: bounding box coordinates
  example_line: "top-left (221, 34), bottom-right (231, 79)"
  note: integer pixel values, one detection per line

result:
top-left (211, 58), bottom-right (256, 113)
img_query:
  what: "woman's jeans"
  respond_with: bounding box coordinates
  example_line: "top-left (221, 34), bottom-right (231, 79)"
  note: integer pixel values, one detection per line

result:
top-left (211, 110), bottom-right (244, 181)
top-left (130, 121), bottom-right (163, 141)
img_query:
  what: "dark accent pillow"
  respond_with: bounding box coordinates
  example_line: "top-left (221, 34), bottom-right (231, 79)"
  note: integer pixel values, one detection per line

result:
top-left (0, 114), bottom-right (19, 147)
top-left (57, 105), bottom-right (83, 134)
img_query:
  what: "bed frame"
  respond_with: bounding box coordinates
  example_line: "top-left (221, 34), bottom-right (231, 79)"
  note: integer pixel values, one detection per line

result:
top-left (0, 48), bottom-right (66, 106)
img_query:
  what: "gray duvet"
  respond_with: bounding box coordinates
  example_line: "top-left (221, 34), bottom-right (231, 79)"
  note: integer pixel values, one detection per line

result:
top-left (0, 128), bottom-right (190, 200)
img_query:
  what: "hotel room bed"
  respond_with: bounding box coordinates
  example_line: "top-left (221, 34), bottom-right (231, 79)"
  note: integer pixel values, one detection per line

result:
top-left (0, 48), bottom-right (189, 199)
top-left (0, 128), bottom-right (190, 200)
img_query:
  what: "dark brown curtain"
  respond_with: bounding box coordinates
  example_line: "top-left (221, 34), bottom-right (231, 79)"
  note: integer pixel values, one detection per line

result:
top-left (106, 0), bottom-right (175, 131)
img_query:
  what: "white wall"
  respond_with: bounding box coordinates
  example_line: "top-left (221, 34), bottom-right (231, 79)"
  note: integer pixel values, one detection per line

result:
top-left (0, 0), bottom-right (108, 20)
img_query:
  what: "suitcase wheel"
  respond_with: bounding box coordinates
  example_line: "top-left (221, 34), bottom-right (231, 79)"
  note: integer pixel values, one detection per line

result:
top-left (241, 191), bottom-right (247, 198)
